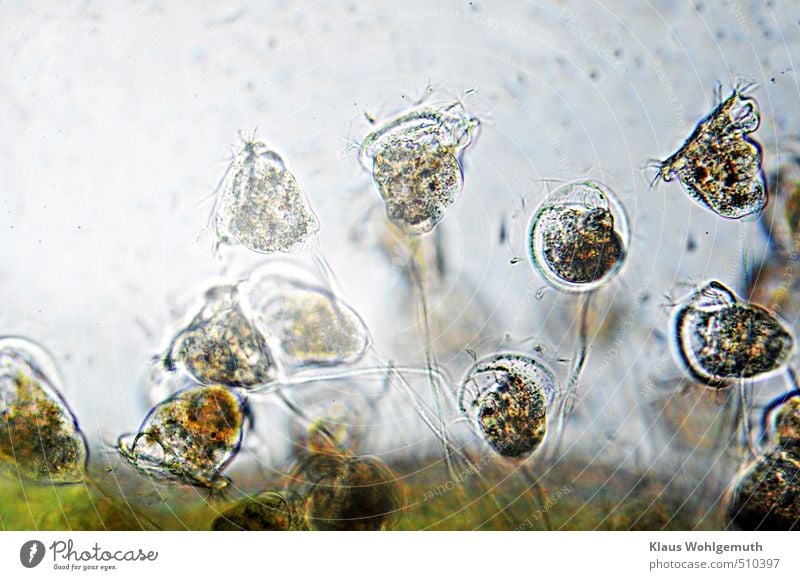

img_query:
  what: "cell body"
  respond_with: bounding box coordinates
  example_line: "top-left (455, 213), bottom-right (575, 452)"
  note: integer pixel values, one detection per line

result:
top-left (166, 285), bottom-right (275, 388)
top-left (360, 102), bottom-right (479, 235)
top-left (761, 155), bottom-right (800, 255)
top-left (528, 180), bottom-right (629, 292)
top-left (673, 280), bottom-right (793, 385)
top-left (728, 449), bottom-right (800, 530)
top-left (244, 270), bottom-right (369, 369)
top-left (458, 353), bottom-right (558, 458)
top-left (728, 392), bottom-right (800, 530)
top-left (747, 156), bottom-right (800, 320)
top-left (289, 453), bottom-right (402, 531)
top-left (212, 490), bottom-right (306, 531)
top-left (213, 140), bottom-right (319, 253)
top-left (118, 385), bottom-right (247, 490)
top-left (657, 87), bottom-right (766, 220)
top-left (774, 396), bottom-right (800, 447)
top-left (0, 338), bottom-right (87, 484)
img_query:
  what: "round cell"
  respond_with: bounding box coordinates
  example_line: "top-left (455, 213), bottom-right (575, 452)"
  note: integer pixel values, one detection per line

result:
top-left (0, 337), bottom-right (88, 484)
top-left (288, 452), bottom-right (403, 531)
top-left (213, 139), bottom-right (320, 254)
top-left (673, 280), bottom-right (794, 385)
top-left (528, 180), bottom-right (629, 292)
top-left (360, 102), bottom-right (479, 235)
top-left (166, 285), bottom-right (275, 388)
top-left (458, 353), bottom-right (558, 458)
top-left (212, 490), bottom-right (306, 531)
top-left (727, 449), bottom-right (800, 530)
top-left (243, 272), bottom-right (369, 369)
top-left (118, 384), bottom-right (247, 490)
top-left (657, 87), bottom-right (766, 220)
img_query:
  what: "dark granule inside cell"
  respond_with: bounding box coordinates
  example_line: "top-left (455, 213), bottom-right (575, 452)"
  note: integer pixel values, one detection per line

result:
top-left (371, 138), bottom-right (461, 235)
top-left (289, 453), bottom-right (402, 531)
top-left (475, 368), bottom-right (547, 458)
top-left (728, 449), bottom-right (800, 530)
top-left (539, 206), bottom-right (625, 284)
top-left (658, 90), bottom-right (766, 220)
top-left (680, 303), bottom-right (793, 381)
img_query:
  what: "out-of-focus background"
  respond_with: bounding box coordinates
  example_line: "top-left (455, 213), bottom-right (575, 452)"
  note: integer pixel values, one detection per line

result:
top-left (1, 0), bottom-right (799, 529)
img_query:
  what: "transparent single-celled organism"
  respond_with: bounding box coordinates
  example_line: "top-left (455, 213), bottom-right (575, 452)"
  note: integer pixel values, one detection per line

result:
top-left (646, 379), bottom-right (736, 452)
top-left (212, 490), bottom-right (307, 531)
top-left (747, 155), bottom-right (800, 321)
top-left (143, 361), bottom-right (201, 408)
top-left (760, 155), bottom-right (800, 256)
top-left (352, 204), bottom-right (495, 359)
top-left (727, 390), bottom-right (800, 530)
top-left (285, 383), bottom-right (375, 458)
top-left (359, 101), bottom-right (480, 235)
top-left (288, 452), bottom-right (403, 531)
top-left (458, 353), bottom-right (558, 458)
top-left (654, 85), bottom-right (766, 220)
top-left (118, 385), bottom-right (247, 490)
top-left (745, 252), bottom-right (800, 323)
top-left (673, 280), bottom-right (794, 385)
top-left (528, 180), bottom-right (629, 293)
top-left (243, 265), bottom-right (369, 369)
top-left (212, 139), bottom-right (320, 254)
top-left (0, 337), bottom-right (88, 484)
top-left (153, 264), bottom-right (448, 463)
top-left (527, 180), bottom-right (629, 455)
top-left (357, 100), bottom-right (480, 477)
top-left (165, 285), bottom-right (275, 388)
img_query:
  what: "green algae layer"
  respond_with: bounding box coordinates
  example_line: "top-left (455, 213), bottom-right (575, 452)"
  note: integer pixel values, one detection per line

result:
top-left (0, 454), bottom-right (725, 531)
